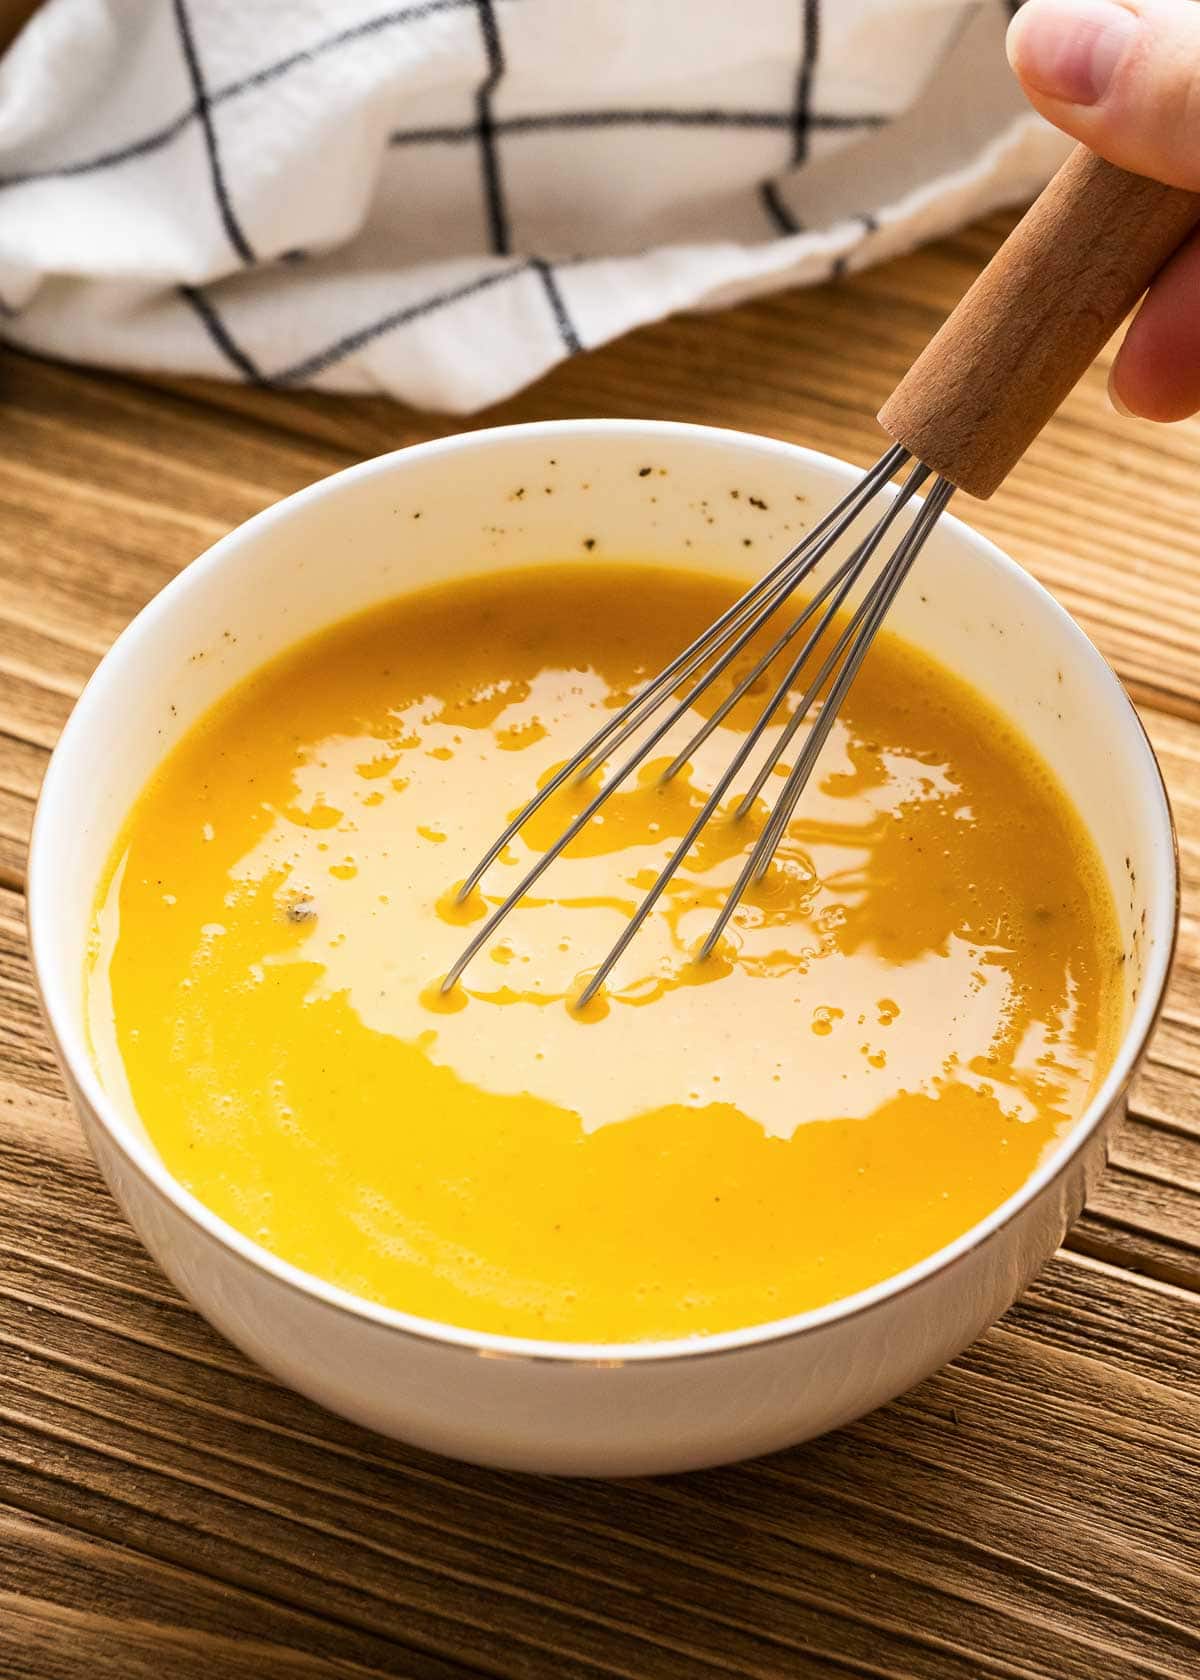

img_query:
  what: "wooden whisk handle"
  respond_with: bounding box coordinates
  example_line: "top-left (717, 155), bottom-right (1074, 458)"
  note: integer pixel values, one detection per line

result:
top-left (877, 146), bottom-right (1200, 499)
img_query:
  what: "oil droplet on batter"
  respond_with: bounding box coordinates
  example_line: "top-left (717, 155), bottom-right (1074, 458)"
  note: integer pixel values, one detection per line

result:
top-left (285, 799), bottom-right (343, 829)
top-left (420, 978), bottom-right (468, 1014)
top-left (496, 719), bottom-right (548, 752)
top-left (569, 973), bottom-right (611, 1023)
top-left (436, 880), bottom-right (487, 925)
top-left (685, 934), bottom-right (736, 986)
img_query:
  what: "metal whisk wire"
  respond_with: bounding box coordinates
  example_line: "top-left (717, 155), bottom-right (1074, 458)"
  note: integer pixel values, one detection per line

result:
top-left (699, 473), bottom-right (954, 969)
top-left (441, 146), bottom-right (1200, 1001)
top-left (441, 452), bottom-right (953, 1003)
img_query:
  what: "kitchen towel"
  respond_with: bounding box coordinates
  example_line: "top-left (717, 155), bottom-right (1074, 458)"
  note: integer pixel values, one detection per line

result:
top-left (0, 0), bottom-right (1069, 412)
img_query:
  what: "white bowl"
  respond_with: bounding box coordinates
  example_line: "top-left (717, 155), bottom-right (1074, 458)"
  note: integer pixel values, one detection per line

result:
top-left (28, 421), bottom-right (1177, 1477)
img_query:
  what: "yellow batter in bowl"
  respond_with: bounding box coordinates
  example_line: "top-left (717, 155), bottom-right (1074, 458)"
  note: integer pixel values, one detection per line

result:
top-left (88, 563), bottom-right (1122, 1342)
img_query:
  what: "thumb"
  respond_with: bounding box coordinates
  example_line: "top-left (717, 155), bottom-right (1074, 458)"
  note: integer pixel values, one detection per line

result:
top-left (1008, 0), bottom-right (1200, 191)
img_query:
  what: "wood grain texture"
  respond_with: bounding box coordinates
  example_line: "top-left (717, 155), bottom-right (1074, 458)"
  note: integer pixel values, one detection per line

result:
top-left (879, 150), bottom-right (1200, 498)
top-left (1, 208), bottom-right (1198, 1678)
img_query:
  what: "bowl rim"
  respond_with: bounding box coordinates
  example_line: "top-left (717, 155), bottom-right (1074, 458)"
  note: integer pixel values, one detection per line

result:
top-left (27, 417), bottom-right (1180, 1368)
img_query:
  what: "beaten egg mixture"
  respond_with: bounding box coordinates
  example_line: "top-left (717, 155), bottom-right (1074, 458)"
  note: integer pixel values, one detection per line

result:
top-left (89, 565), bottom-right (1121, 1341)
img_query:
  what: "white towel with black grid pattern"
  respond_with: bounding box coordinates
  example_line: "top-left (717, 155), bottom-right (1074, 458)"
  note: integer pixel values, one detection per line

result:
top-left (0, 0), bottom-right (1065, 413)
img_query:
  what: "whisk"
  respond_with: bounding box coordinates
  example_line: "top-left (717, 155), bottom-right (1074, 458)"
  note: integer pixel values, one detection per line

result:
top-left (445, 148), bottom-right (1200, 1006)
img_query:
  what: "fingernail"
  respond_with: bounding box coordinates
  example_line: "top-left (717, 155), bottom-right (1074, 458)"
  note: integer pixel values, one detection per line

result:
top-left (1107, 366), bottom-right (1135, 417)
top-left (1008, 0), bottom-right (1137, 105)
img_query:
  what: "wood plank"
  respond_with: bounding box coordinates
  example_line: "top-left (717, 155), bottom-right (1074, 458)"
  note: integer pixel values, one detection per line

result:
top-left (0, 874), bottom-right (1195, 1676)
top-left (1, 876), bottom-right (1198, 1675)
top-left (5, 217), bottom-right (1200, 730)
top-left (0, 1506), bottom-right (469, 1680)
top-left (3, 201), bottom-right (1200, 1678)
top-left (1, 1223), bottom-right (1197, 1680)
top-left (99, 215), bottom-right (1200, 720)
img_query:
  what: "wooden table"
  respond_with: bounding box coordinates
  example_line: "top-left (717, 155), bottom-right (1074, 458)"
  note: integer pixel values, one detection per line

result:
top-left (2, 212), bottom-right (1198, 1680)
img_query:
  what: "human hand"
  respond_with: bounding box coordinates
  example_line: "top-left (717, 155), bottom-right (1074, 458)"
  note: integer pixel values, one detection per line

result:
top-left (1008, 0), bottom-right (1200, 420)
